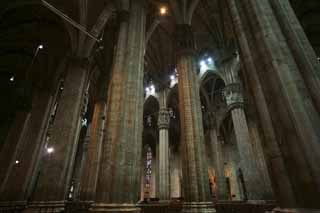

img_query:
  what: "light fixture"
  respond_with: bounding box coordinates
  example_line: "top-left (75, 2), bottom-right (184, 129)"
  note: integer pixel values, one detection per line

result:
top-left (10, 76), bottom-right (14, 82)
top-left (47, 147), bottom-right (54, 154)
top-left (170, 75), bottom-right (175, 80)
top-left (15, 160), bottom-right (20, 164)
top-left (207, 57), bottom-right (212, 63)
top-left (38, 44), bottom-right (44, 49)
top-left (160, 6), bottom-right (167, 15)
top-left (145, 87), bottom-right (150, 93)
top-left (200, 60), bottom-right (206, 67)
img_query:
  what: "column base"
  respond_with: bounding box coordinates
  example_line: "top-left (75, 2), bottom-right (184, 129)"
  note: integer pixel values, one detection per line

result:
top-left (90, 203), bottom-right (141, 212)
top-left (24, 201), bottom-right (66, 213)
top-left (272, 208), bottom-right (320, 213)
top-left (182, 202), bottom-right (216, 213)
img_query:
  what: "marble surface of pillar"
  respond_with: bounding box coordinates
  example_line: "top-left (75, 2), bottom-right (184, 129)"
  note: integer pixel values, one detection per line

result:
top-left (72, 125), bottom-right (91, 200)
top-left (175, 24), bottom-right (215, 213)
top-left (269, 0), bottom-right (320, 112)
top-left (170, 151), bottom-right (181, 198)
top-left (26, 56), bottom-right (89, 210)
top-left (0, 90), bottom-right (53, 202)
top-left (227, 0), bottom-right (320, 209)
top-left (248, 120), bottom-right (274, 199)
top-left (80, 101), bottom-right (107, 201)
top-left (157, 108), bottom-right (170, 201)
top-left (90, 1), bottom-right (146, 212)
top-left (0, 111), bottom-right (30, 197)
top-left (224, 84), bottom-right (269, 200)
top-left (226, 0), bottom-right (297, 208)
top-left (207, 122), bottom-right (228, 201)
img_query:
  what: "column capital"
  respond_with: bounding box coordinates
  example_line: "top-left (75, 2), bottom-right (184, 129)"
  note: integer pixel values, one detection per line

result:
top-left (223, 83), bottom-right (244, 106)
top-left (174, 24), bottom-right (195, 56)
top-left (158, 108), bottom-right (170, 130)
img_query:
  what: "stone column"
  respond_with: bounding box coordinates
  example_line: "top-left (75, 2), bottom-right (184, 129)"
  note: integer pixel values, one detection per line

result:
top-left (170, 150), bottom-right (181, 198)
top-left (268, 0), bottom-right (320, 112)
top-left (207, 118), bottom-right (228, 201)
top-left (154, 142), bottom-right (159, 198)
top-left (223, 83), bottom-right (269, 200)
top-left (247, 120), bottom-right (274, 199)
top-left (150, 159), bottom-right (157, 198)
top-left (227, 0), bottom-right (320, 209)
top-left (79, 101), bottom-right (107, 201)
top-left (226, 0), bottom-right (297, 208)
top-left (72, 125), bottom-right (91, 200)
top-left (90, 1), bottom-right (146, 212)
top-left (0, 90), bottom-right (53, 202)
top-left (175, 24), bottom-right (214, 212)
top-left (0, 111), bottom-right (30, 198)
top-left (157, 108), bottom-right (170, 201)
top-left (26, 56), bottom-right (89, 210)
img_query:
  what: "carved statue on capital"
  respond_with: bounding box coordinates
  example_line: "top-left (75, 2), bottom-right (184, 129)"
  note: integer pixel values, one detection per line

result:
top-left (223, 83), bottom-right (244, 106)
top-left (158, 108), bottom-right (170, 129)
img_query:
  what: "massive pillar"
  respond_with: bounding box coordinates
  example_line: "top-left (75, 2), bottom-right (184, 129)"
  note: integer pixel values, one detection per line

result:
top-left (170, 150), bottom-right (182, 198)
top-left (175, 24), bottom-right (215, 212)
top-left (79, 101), bottom-right (107, 201)
top-left (227, 0), bottom-right (320, 210)
top-left (0, 90), bottom-right (53, 203)
top-left (207, 118), bottom-right (229, 201)
top-left (224, 83), bottom-right (272, 200)
top-left (0, 111), bottom-right (30, 200)
top-left (157, 104), bottom-right (170, 200)
top-left (247, 119), bottom-right (274, 199)
top-left (71, 124), bottom-right (91, 200)
top-left (79, 15), bottom-right (116, 202)
top-left (90, 1), bottom-right (146, 212)
top-left (25, 56), bottom-right (89, 211)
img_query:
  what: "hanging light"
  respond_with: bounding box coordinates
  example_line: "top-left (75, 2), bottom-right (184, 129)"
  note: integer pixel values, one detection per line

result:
top-left (38, 44), bottom-right (44, 49)
top-left (47, 147), bottom-right (54, 154)
top-left (160, 6), bottom-right (167, 15)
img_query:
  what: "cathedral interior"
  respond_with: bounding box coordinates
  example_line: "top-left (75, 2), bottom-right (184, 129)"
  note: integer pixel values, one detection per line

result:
top-left (0, 0), bottom-right (320, 212)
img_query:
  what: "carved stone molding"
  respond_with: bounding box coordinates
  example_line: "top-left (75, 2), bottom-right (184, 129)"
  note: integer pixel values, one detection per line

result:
top-left (223, 83), bottom-right (244, 106)
top-left (158, 108), bottom-right (170, 130)
top-left (175, 24), bottom-right (195, 56)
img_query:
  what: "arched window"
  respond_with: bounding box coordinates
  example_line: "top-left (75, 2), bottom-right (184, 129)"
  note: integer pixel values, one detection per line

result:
top-left (144, 146), bottom-right (153, 198)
